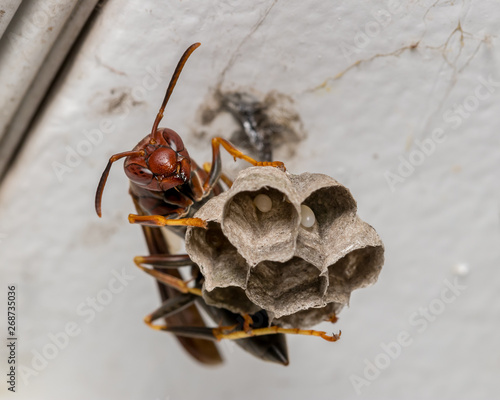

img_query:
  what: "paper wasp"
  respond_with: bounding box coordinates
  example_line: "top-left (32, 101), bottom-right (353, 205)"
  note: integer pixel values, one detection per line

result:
top-left (95, 43), bottom-right (339, 366)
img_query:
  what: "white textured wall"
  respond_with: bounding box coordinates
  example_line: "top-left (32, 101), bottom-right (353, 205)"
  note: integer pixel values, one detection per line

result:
top-left (1, 1), bottom-right (499, 399)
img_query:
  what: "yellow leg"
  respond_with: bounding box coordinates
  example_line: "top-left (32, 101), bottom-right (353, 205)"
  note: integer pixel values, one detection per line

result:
top-left (129, 214), bottom-right (207, 228)
top-left (145, 316), bottom-right (238, 334)
top-left (203, 162), bottom-right (234, 188)
top-left (133, 256), bottom-right (202, 297)
top-left (144, 315), bottom-right (167, 331)
top-left (325, 313), bottom-right (338, 324)
top-left (212, 137), bottom-right (286, 171)
top-left (242, 314), bottom-right (253, 333)
top-left (213, 325), bottom-right (341, 342)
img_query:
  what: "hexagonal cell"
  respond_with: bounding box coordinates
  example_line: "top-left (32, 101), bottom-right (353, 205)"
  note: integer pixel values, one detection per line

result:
top-left (202, 286), bottom-right (261, 315)
top-left (186, 221), bottom-right (250, 292)
top-left (246, 257), bottom-right (327, 318)
top-left (186, 166), bottom-right (385, 326)
top-left (291, 174), bottom-right (358, 270)
top-left (289, 173), bottom-right (357, 217)
top-left (301, 185), bottom-right (357, 235)
top-left (273, 302), bottom-right (344, 329)
top-left (223, 187), bottom-right (300, 266)
top-left (326, 245), bottom-right (384, 303)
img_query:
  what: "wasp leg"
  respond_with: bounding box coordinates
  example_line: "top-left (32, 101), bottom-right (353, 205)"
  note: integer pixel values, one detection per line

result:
top-left (242, 313), bottom-right (253, 333)
top-left (213, 325), bottom-right (341, 343)
top-left (134, 258), bottom-right (202, 297)
top-left (144, 293), bottom-right (198, 330)
top-left (212, 137), bottom-right (285, 170)
top-left (133, 254), bottom-right (195, 269)
top-left (152, 312), bottom-right (340, 343)
top-left (202, 162), bottom-right (234, 188)
top-left (143, 296), bottom-right (240, 342)
top-left (144, 296), bottom-right (238, 339)
top-left (203, 137), bottom-right (285, 192)
top-left (325, 312), bottom-right (338, 324)
top-left (151, 325), bottom-right (237, 341)
top-left (145, 304), bottom-right (292, 365)
top-left (128, 214), bottom-right (207, 228)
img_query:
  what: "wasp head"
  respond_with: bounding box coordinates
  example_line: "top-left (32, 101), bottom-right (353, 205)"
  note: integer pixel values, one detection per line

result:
top-left (125, 128), bottom-right (191, 192)
top-left (95, 43), bottom-right (201, 218)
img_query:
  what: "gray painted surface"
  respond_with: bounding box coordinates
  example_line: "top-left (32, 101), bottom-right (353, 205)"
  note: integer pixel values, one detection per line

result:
top-left (0, 1), bottom-right (498, 399)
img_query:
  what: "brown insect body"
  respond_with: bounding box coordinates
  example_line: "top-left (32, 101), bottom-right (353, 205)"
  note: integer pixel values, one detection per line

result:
top-left (126, 127), bottom-right (219, 222)
top-left (96, 43), bottom-right (337, 367)
top-left (95, 43), bottom-right (296, 365)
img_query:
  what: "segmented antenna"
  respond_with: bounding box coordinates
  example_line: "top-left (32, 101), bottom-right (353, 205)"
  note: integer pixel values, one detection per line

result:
top-left (150, 42), bottom-right (201, 142)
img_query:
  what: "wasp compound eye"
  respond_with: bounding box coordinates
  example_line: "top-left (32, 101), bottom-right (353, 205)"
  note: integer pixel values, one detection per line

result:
top-left (148, 147), bottom-right (178, 176)
top-left (125, 163), bottom-right (154, 185)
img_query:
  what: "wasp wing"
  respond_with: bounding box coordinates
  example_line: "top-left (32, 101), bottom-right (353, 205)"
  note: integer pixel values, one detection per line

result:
top-left (135, 200), bottom-right (223, 365)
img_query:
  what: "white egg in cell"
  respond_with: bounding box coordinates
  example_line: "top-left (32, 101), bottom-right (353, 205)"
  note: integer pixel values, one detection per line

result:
top-left (300, 204), bottom-right (315, 227)
top-left (253, 194), bottom-right (273, 212)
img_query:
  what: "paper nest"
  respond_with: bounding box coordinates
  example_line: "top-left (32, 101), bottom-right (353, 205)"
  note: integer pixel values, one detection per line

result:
top-left (186, 167), bottom-right (384, 328)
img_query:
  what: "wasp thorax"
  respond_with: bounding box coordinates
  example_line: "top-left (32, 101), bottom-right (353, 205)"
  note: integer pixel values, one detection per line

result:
top-left (148, 147), bottom-right (178, 176)
top-left (186, 167), bottom-right (384, 328)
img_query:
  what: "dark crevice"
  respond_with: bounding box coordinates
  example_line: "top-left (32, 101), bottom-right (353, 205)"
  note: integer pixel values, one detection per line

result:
top-left (0, 0), bottom-right (108, 186)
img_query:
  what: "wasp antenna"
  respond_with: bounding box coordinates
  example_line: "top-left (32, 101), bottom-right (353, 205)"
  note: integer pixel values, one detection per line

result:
top-left (150, 42), bottom-right (201, 141)
top-left (95, 150), bottom-right (144, 217)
